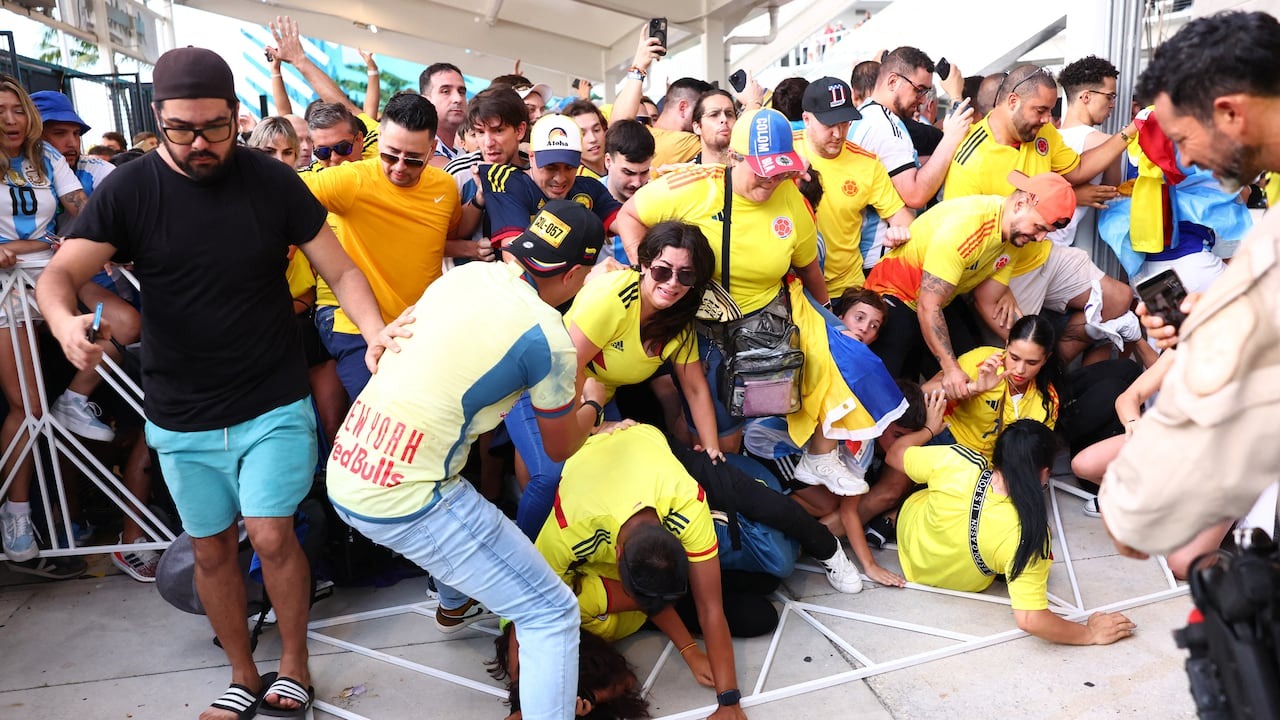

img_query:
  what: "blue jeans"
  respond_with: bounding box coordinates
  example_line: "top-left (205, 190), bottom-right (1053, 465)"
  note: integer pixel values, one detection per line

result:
top-left (334, 480), bottom-right (579, 720)
top-left (315, 305), bottom-right (372, 399)
top-left (506, 392), bottom-right (620, 539)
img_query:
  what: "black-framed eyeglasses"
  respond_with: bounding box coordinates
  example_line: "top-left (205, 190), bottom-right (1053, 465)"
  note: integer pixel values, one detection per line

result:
top-left (892, 72), bottom-right (931, 98)
top-left (159, 122), bottom-right (234, 146)
top-left (648, 264), bottom-right (697, 287)
top-left (1087, 89), bottom-right (1118, 102)
top-left (314, 139), bottom-right (356, 161)
top-left (379, 151), bottom-right (427, 168)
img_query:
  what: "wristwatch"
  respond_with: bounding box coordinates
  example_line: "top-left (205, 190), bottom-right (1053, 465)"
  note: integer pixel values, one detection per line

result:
top-left (717, 689), bottom-right (741, 707)
top-left (582, 399), bottom-right (605, 429)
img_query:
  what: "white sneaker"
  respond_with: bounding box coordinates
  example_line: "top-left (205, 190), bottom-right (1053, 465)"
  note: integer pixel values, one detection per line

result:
top-left (51, 393), bottom-right (115, 442)
top-left (817, 545), bottom-right (863, 594)
top-left (111, 536), bottom-right (160, 582)
top-left (794, 449), bottom-right (870, 496)
top-left (1, 509), bottom-right (38, 562)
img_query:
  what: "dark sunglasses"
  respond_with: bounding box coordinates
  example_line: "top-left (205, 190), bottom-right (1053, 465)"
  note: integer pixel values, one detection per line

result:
top-left (380, 151), bottom-right (427, 168)
top-left (313, 140), bottom-right (355, 160)
top-left (635, 115), bottom-right (653, 127)
top-left (648, 264), bottom-right (697, 287)
top-left (160, 122), bottom-right (234, 146)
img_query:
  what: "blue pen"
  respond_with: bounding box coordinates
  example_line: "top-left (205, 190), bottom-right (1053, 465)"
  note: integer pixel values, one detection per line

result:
top-left (87, 302), bottom-right (104, 342)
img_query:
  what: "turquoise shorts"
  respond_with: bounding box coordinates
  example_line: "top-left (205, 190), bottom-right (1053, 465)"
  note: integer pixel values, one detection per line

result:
top-left (145, 397), bottom-right (318, 538)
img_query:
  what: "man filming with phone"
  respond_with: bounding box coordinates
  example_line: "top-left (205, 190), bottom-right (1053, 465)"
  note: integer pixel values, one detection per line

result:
top-left (1101, 11), bottom-right (1280, 559)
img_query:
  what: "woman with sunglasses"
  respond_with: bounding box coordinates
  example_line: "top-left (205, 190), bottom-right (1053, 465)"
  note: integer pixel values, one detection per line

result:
top-left (0, 75), bottom-right (91, 568)
top-left (507, 220), bottom-right (721, 538)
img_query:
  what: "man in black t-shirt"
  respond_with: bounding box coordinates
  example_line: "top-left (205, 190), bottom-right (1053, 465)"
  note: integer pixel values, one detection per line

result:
top-left (36, 48), bottom-right (387, 720)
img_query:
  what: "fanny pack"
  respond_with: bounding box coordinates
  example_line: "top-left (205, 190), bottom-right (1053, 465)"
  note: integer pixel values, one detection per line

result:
top-left (699, 166), bottom-right (804, 418)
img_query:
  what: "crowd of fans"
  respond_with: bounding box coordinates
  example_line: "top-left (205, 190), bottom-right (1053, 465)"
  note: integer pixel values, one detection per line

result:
top-left (1, 10), bottom-right (1276, 720)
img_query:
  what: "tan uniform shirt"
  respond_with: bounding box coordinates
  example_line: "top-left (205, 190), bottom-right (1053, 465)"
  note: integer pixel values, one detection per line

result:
top-left (1101, 208), bottom-right (1279, 555)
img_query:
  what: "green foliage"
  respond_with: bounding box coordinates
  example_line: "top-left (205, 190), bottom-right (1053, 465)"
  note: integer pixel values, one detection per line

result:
top-left (337, 62), bottom-right (412, 112)
top-left (38, 29), bottom-right (100, 69)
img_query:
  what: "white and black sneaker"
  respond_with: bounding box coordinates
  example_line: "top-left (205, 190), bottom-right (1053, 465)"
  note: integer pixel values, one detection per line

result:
top-left (817, 545), bottom-right (864, 594)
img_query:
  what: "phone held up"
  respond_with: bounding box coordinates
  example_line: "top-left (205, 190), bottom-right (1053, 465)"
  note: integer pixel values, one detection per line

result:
top-left (729, 69), bottom-right (747, 93)
top-left (1136, 269), bottom-right (1189, 335)
top-left (649, 18), bottom-right (668, 56)
top-left (936, 57), bottom-right (952, 81)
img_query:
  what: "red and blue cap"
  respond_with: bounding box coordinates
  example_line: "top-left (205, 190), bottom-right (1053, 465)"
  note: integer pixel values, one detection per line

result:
top-left (730, 108), bottom-right (806, 178)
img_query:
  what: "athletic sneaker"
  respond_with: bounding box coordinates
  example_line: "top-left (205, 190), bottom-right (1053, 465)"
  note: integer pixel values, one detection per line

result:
top-left (793, 449), bottom-right (870, 496)
top-left (111, 536), bottom-right (160, 583)
top-left (1082, 497), bottom-right (1102, 519)
top-left (50, 392), bottom-right (115, 442)
top-left (10, 556), bottom-right (86, 580)
top-left (817, 545), bottom-right (863, 594)
top-left (434, 598), bottom-right (494, 634)
top-left (864, 515), bottom-right (897, 549)
top-left (1, 508), bottom-right (38, 562)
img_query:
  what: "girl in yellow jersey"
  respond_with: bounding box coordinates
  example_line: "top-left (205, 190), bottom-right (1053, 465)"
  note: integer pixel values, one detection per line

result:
top-left (509, 221), bottom-right (721, 538)
top-left (924, 314), bottom-right (1060, 459)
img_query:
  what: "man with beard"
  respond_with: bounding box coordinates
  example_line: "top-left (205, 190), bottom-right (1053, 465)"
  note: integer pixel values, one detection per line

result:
top-left (1102, 11), bottom-right (1280, 558)
top-left (795, 77), bottom-right (914, 295)
top-left (864, 172), bottom-right (1076, 389)
top-left (419, 62), bottom-right (467, 168)
top-left (944, 64), bottom-right (1138, 363)
top-left (36, 47), bottom-right (387, 720)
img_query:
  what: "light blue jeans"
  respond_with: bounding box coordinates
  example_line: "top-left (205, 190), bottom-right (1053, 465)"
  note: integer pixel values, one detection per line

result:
top-left (334, 480), bottom-right (579, 720)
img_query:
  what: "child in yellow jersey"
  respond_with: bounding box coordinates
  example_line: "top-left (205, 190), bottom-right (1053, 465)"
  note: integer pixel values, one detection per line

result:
top-left (923, 315), bottom-right (1061, 460)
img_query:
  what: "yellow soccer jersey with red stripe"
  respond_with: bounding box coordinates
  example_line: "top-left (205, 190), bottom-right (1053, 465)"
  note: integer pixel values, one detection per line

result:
top-left (535, 425), bottom-right (717, 639)
top-left (945, 117), bottom-right (1079, 276)
top-left (864, 195), bottom-right (1013, 310)
top-left (794, 133), bottom-right (906, 294)
top-left (947, 346), bottom-right (1059, 459)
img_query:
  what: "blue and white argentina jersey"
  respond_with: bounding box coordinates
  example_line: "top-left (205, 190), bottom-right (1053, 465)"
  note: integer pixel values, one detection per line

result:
top-left (3, 142), bottom-right (79, 243)
top-left (75, 155), bottom-right (114, 196)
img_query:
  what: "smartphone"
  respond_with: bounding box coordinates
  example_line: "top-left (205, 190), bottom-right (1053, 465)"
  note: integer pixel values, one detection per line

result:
top-left (572, 78), bottom-right (581, 90)
top-left (264, 48), bottom-right (275, 63)
top-left (649, 17), bottom-right (668, 56)
top-left (729, 69), bottom-right (747, 93)
top-left (87, 302), bottom-right (104, 343)
top-left (937, 57), bottom-right (952, 81)
top-left (1135, 269), bottom-right (1188, 333)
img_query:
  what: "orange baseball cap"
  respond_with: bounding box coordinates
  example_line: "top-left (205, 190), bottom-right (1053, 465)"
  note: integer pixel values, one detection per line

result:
top-left (1007, 170), bottom-right (1075, 227)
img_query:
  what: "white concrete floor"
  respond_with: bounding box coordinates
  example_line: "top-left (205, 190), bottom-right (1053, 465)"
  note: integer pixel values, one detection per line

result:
top-left (0, 490), bottom-right (1199, 720)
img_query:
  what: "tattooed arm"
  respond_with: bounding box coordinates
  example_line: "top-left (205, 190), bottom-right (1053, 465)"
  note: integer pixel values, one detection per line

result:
top-left (59, 189), bottom-right (88, 218)
top-left (918, 271), bottom-right (970, 399)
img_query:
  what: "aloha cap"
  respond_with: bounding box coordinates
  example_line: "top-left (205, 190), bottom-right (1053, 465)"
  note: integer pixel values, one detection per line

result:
top-left (30, 91), bottom-right (91, 134)
top-left (504, 199), bottom-right (603, 276)
top-left (530, 113), bottom-right (583, 168)
top-left (730, 108), bottom-right (806, 178)
top-left (1007, 170), bottom-right (1075, 226)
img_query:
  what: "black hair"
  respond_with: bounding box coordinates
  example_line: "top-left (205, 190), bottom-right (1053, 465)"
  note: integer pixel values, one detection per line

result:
top-left (465, 86), bottom-right (528, 134)
top-left (796, 165), bottom-right (823, 212)
top-left (636, 221), bottom-right (715, 355)
top-left (894, 379), bottom-right (927, 431)
top-left (879, 46), bottom-right (935, 82)
top-left (490, 73), bottom-right (532, 88)
top-left (772, 77), bottom-right (809, 121)
top-left (692, 89), bottom-right (736, 124)
top-left (850, 61), bottom-right (880, 99)
top-left (605, 119), bottom-right (655, 163)
top-left (490, 623), bottom-right (651, 719)
top-left (382, 91), bottom-right (438, 134)
top-left (1006, 314), bottom-right (1063, 420)
top-left (418, 62), bottom-right (463, 94)
top-left (1137, 11), bottom-right (1280, 123)
top-left (562, 98), bottom-right (608, 131)
top-left (992, 419), bottom-right (1058, 580)
top-left (1058, 55), bottom-right (1120, 99)
top-left (664, 77), bottom-right (715, 108)
top-left (962, 75), bottom-right (984, 104)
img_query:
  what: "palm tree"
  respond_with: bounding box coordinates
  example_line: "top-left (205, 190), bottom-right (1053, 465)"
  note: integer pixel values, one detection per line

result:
top-left (38, 28), bottom-right (99, 68)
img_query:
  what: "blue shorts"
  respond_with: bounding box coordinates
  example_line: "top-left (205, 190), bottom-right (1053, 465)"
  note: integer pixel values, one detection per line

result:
top-left (145, 397), bottom-right (318, 538)
top-left (315, 304), bottom-right (372, 399)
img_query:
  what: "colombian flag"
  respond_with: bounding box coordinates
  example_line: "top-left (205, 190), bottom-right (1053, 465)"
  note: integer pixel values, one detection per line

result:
top-left (1127, 107), bottom-right (1185, 253)
top-left (786, 279), bottom-right (907, 447)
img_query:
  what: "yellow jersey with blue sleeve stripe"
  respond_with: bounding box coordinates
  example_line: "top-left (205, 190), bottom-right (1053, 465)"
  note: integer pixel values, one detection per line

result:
top-left (327, 262), bottom-right (578, 521)
top-left (534, 425), bottom-right (718, 641)
top-left (945, 117), bottom-right (1079, 277)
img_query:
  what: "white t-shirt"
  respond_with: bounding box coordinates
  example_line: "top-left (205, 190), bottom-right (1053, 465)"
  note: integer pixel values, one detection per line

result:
top-left (848, 100), bottom-right (919, 271)
top-left (1047, 124), bottom-right (1102, 247)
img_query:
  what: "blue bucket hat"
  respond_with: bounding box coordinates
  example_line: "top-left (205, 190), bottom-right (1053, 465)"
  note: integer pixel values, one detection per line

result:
top-left (31, 91), bottom-right (91, 134)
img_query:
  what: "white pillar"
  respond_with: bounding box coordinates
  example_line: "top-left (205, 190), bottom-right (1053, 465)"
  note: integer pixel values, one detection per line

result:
top-left (1064, 0), bottom-right (1113, 63)
top-left (699, 17), bottom-right (727, 89)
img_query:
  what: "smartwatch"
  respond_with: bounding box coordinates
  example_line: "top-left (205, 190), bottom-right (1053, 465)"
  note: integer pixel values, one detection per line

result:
top-left (717, 689), bottom-right (741, 707)
top-left (582, 399), bottom-right (605, 429)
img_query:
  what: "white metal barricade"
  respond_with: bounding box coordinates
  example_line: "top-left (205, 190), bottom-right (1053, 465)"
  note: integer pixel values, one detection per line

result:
top-left (0, 259), bottom-right (173, 561)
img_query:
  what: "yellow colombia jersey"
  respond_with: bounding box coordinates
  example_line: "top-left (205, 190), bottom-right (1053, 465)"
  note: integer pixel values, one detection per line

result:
top-left (304, 158), bottom-right (461, 334)
top-left (945, 116), bottom-right (1080, 277)
top-left (327, 262), bottom-right (578, 520)
top-left (649, 126), bottom-right (702, 169)
top-left (577, 164), bottom-right (603, 181)
top-left (793, 133), bottom-right (906, 294)
top-left (896, 444), bottom-right (1051, 611)
top-left (285, 246), bottom-right (316, 302)
top-left (564, 270), bottom-right (698, 401)
top-left (947, 346), bottom-right (1059, 459)
top-left (864, 195), bottom-right (1014, 310)
top-left (535, 424), bottom-right (718, 642)
top-left (632, 164), bottom-right (818, 315)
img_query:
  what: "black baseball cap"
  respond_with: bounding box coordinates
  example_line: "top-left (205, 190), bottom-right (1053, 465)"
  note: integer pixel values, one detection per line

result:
top-left (802, 76), bottom-right (861, 125)
top-left (617, 522), bottom-right (690, 616)
top-left (504, 199), bottom-right (604, 276)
